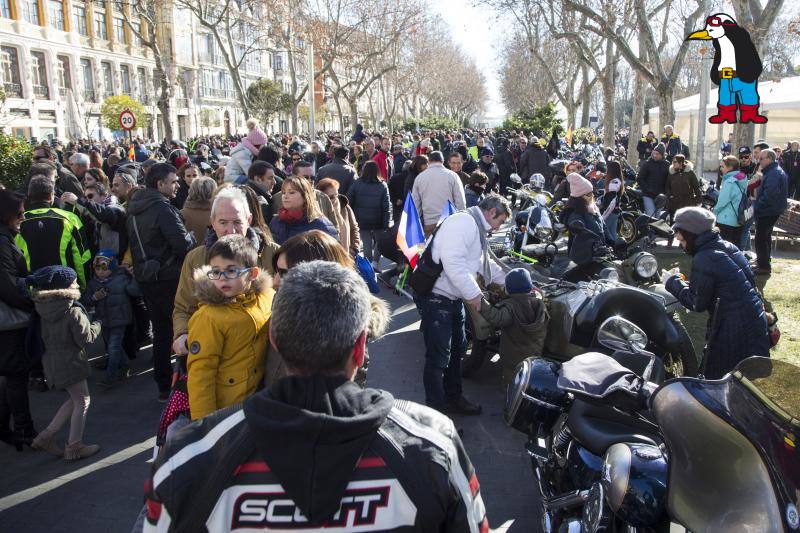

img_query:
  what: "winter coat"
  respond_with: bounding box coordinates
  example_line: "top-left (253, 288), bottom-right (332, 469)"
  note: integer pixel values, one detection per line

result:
top-left (126, 188), bottom-right (196, 283)
top-left (388, 170), bottom-right (407, 222)
top-left (269, 213), bottom-right (339, 245)
top-left (143, 375), bottom-right (486, 533)
top-left (567, 206), bottom-right (608, 266)
top-left (661, 134), bottom-right (683, 159)
top-left (56, 163), bottom-right (83, 197)
top-left (224, 143), bottom-right (254, 183)
top-left (75, 197), bottom-right (129, 261)
top-left (180, 198), bottom-right (212, 246)
top-left (465, 186), bottom-right (484, 208)
top-left (713, 171), bottom-right (746, 227)
top-left (495, 148), bottom-right (517, 185)
top-left (316, 158), bottom-right (357, 194)
top-left (350, 124), bottom-right (367, 143)
top-left (665, 230), bottom-right (769, 379)
top-left (172, 226), bottom-right (279, 342)
top-left (478, 160), bottom-right (500, 189)
top-left (172, 179), bottom-right (189, 210)
top-left (0, 225), bottom-right (33, 376)
top-left (186, 267), bottom-right (273, 420)
top-left (665, 162), bottom-right (702, 212)
top-left (637, 137), bottom-right (658, 160)
top-left (637, 157), bottom-right (670, 197)
top-left (479, 292), bottom-right (549, 381)
top-left (754, 162), bottom-right (788, 218)
top-left (412, 163), bottom-right (467, 228)
top-left (782, 149), bottom-right (800, 183)
top-left (329, 195), bottom-right (361, 254)
top-left (84, 269), bottom-right (140, 328)
top-left (134, 146), bottom-right (150, 163)
top-left (33, 288), bottom-right (100, 390)
top-left (347, 179), bottom-right (392, 231)
top-left (269, 189), bottom-right (337, 225)
top-left (519, 144), bottom-right (551, 182)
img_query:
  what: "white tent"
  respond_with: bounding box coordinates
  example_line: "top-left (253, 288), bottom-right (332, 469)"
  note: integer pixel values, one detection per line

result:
top-left (647, 76), bottom-right (800, 170)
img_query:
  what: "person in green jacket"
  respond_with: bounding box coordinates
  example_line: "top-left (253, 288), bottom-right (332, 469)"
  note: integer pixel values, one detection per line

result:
top-left (713, 155), bottom-right (747, 246)
top-left (15, 176), bottom-right (91, 288)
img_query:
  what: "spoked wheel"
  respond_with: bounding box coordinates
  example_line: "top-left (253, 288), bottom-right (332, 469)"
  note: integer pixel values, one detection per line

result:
top-left (462, 311), bottom-right (488, 377)
top-left (660, 315), bottom-right (699, 378)
top-left (617, 214), bottom-right (638, 245)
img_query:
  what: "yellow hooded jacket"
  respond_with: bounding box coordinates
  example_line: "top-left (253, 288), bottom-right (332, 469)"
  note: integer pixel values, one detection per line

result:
top-left (187, 266), bottom-right (274, 420)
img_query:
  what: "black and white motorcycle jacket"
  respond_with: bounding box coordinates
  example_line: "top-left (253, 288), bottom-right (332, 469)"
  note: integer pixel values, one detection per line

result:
top-left (142, 375), bottom-right (489, 533)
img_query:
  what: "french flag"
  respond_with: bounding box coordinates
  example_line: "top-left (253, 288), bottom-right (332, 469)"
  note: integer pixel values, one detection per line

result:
top-left (396, 193), bottom-right (425, 268)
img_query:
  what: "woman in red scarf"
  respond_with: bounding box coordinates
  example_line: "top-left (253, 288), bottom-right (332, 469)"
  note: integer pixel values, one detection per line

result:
top-left (268, 176), bottom-right (339, 245)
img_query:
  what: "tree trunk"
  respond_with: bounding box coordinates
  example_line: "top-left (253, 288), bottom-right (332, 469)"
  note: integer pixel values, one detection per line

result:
top-left (566, 104), bottom-right (576, 131)
top-left (580, 65), bottom-right (591, 128)
top-left (656, 84), bottom-right (674, 134)
top-left (627, 47), bottom-right (646, 168)
top-left (348, 98), bottom-right (358, 132)
top-left (602, 38), bottom-right (616, 148)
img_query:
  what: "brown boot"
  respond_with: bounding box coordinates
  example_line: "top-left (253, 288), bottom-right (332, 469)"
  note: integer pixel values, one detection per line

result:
top-left (64, 442), bottom-right (100, 461)
top-left (31, 430), bottom-right (63, 457)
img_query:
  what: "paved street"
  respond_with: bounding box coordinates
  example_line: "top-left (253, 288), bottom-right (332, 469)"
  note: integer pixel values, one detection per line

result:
top-left (0, 289), bottom-right (539, 532)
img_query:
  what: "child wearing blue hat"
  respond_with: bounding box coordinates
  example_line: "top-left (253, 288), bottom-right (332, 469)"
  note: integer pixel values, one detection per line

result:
top-left (83, 249), bottom-right (141, 388)
top-left (478, 267), bottom-right (549, 384)
top-left (28, 265), bottom-right (101, 461)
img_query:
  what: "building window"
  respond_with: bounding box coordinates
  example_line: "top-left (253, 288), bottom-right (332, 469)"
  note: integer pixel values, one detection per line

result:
top-left (1, 0), bottom-right (12, 18)
top-left (57, 55), bottom-right (71, 96)
top-left (72, 3), bottom-right (87, 36)
top-left (130, 20), bottom-right (142, 47)
top-left (113, 17), bottom-right (125, 43)
top-left (1, 46), bottom-right (22, 97)
top-left (137, 67), bottom-right (147, 101)
top-left (21, 0), bottom-right (40, 24)
top-left (31, 51), bottom-right (49, 99)
top-left (101, 61), bottom-right (113, 96)
top-left (120, 64), bottom-right (131, 94)
top-left (49, 0), bottom-right (65, 30)
top-left (81, 58), bottom-right (95, 101)
top-left (94, 8), bottom-right (107, 39)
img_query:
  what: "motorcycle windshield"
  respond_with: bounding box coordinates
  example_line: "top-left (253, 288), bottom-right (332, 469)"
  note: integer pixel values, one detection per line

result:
top-left (653, 357), bottom-right (800, 532)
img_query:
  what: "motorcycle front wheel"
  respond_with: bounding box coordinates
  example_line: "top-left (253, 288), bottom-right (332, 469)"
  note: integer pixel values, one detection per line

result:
top-left (462, 311), bottom-right (488, 377)
top-left (617, 214), bottom-right (639, 245)
top-left (659, 315), bottom-right (699, 378)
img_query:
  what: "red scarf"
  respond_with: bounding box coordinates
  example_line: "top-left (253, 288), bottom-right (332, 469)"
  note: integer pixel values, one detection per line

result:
top-left (278, 207), bottom-right (304, 223)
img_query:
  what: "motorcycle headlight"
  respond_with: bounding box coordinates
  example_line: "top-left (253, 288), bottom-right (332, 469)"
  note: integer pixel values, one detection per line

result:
top-left (634, 253), bottom-right (658, 279)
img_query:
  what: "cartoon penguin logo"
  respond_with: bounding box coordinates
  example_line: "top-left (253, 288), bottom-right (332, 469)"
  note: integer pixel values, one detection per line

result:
top-left (687, 13), bottom-right (766, 124)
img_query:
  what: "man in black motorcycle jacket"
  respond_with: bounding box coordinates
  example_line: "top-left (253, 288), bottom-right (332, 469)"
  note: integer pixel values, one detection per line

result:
top-left (141, 261), bottom-right (488, 533)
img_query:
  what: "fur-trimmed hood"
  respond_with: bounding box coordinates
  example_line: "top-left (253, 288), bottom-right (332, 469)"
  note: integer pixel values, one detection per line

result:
top-left (367, 295), bottom-right (390, 341)
top-left (669, 161), bottom-right (694, 175)
top-left (32, 288), bottom-right (82, 321)
top-left (192, 265), bottom-right (271, 305)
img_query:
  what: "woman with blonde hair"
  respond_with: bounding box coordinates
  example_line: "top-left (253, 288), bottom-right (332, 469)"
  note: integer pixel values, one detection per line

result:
top-left (268, 176), bottom-right (338, 244)
top-left (316, 177), bottom-right (361, 255)
top-left (180, 177), bottom-right (216, 245)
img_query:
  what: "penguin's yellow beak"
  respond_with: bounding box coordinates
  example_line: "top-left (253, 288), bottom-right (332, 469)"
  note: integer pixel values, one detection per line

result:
top-left (687, 29), bottom-right (711, 40)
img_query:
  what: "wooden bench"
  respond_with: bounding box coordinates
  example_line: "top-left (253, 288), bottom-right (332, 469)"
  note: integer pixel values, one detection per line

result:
top-left (773, 199), bottom-right (800, 250)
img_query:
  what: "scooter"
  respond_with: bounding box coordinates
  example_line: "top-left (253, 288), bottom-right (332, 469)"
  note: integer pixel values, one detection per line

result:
top-left (506, 316), bottom-right (800, 533)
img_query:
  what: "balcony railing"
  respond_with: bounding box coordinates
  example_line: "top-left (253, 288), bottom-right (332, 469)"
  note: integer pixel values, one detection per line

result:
top-left (33, 84), bottom-right (50, 99)
top-left (84, 90), bottom-right (97, 102)
top-left (3, 82), bottom-right (22, 98)
top-left (176, 98), bottom-right (189, 108)
top-left (198, 87), bottom-right (233, 100)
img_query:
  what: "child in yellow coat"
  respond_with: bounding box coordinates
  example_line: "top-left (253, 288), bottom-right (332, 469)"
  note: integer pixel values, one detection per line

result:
top-left (187, 234), bottom-right (274, 420)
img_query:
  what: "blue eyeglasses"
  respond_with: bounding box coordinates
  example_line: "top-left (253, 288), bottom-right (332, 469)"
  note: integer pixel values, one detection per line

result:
top-left (206, 266), bottom-right (253, 280)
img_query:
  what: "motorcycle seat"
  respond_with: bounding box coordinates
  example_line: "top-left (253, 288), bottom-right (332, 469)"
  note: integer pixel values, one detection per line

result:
top-left (567, 399), bottom-right (660, 457)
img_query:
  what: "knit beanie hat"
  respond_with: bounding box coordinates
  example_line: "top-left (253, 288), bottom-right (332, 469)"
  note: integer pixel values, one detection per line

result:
top-left (27, 265), bottom-right (77, 290)
top-left (568, 172), bottom-right (593, 197)
top-left (505, 268), bottom-right (533, 295)
top-left (245, 119), bottom-right (268, 147)
top-left (94, 249), bottom-right (118, 270)
top-left (653, 143), bottom-right (666, 156)
top-left (672, 207), bottom-right (716, 236)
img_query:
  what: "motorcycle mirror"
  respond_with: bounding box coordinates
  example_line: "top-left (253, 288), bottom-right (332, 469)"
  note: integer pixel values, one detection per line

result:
top-left (597, 316), bottom-right (648, 354)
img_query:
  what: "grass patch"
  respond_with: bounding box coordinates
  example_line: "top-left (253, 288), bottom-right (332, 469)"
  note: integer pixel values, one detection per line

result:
top-left (655, 251), bottom-right (800, 367)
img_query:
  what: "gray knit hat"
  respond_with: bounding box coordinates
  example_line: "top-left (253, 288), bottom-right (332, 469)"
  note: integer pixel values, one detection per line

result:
top-left (672, 207), bottom-right (716, 236)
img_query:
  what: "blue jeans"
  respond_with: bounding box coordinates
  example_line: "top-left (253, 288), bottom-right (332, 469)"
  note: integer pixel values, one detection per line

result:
top-left (415, 293), bottom-right (465, 408)
top-left (103, 325), bottom-right (128, 378)
top-left (643, 196), bottom-right (656, 216)
top-left (718, 77), bottom-right (759, 106)
top-left (740, 217), bottom-right (754, 251)
top-left (604, 212), bottom-right (619, 242)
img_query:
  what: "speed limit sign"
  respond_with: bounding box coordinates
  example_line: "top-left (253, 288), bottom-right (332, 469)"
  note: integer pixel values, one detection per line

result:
top-left (119, 109), bottom-right (137, 131)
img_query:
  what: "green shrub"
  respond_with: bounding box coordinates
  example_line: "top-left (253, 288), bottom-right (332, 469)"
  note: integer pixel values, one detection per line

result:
top-left (500, 103), bottom-right (563, 137)
top-left (401, 116), bottom-right (461, 131)
top-left (0, 133), bottom-right (33, 190)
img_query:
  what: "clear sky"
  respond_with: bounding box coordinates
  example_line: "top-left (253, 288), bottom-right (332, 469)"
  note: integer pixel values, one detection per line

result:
top-left (431, 0), bottom-right (507, 122)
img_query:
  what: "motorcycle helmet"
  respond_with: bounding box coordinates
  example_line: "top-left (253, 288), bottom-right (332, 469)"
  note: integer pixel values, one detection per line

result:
top-left (530, 173), bottom-right (545, 190)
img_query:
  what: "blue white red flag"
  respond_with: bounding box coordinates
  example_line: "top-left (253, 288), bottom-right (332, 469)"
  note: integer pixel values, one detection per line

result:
top-left (396, 193), bottom-right (425, 268)
top-left (438, 199), bottom-right (457, 224)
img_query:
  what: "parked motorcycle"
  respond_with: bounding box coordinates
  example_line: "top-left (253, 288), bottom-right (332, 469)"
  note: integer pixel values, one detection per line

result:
top-left (505, 316), bottom-right (800, 533)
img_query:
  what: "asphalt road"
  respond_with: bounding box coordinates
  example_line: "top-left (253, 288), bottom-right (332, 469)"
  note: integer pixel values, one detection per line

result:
top-left (0, 289), bottom-right (540, 532)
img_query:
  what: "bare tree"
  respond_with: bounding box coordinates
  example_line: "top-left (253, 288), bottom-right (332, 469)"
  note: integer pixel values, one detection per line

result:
top-left (115, 0), bottom-right (175, 142)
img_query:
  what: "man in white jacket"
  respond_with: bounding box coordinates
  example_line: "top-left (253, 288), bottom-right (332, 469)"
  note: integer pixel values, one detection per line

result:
top-left (412, 151), bottom-right (467, 236)
top-left (416, 195), bottom-right (511, 415)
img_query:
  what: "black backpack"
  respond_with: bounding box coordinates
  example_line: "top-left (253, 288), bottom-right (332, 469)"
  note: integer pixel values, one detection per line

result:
top-left (408, 223), bottom-right (444, 296)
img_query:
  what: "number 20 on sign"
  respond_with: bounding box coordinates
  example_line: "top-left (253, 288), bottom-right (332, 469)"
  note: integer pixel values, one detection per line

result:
top-left (119, 109), bottom-right (137, 131)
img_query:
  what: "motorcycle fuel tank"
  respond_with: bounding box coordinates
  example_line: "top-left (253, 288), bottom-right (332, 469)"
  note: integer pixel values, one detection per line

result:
top-left (601, 442), bottom-right (668, 527)
top-left (505, 357), bottom-right (569, 433)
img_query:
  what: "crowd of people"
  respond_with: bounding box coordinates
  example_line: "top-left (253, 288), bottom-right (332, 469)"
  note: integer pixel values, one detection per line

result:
top-left (0, 117), bottom-right (792, 530)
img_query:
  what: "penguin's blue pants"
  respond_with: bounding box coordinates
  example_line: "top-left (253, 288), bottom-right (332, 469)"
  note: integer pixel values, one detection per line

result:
top-left (718, 77), bottom-right (759, 106)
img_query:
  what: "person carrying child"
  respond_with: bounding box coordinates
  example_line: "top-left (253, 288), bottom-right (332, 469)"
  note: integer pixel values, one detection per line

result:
top-left (186, 234), bottom-right (274, 420)
top-left (478, 268), bottom-right (549, 384)
top-left (83, 249), bottom-right (141, 389)
top-left (28, 266), bottom-right (102, 460)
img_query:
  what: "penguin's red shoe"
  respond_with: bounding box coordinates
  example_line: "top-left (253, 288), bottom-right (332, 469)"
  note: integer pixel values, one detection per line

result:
top-left (709, 105), bottom-right (737, 124)
top-left (739, 104), bottom-right (768, 124)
